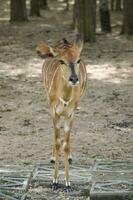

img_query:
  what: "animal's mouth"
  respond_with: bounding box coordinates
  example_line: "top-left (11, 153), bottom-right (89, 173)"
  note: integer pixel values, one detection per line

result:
top-left (69, 80), bottom-right (79, 86)
top-left (69, 74), bottom-right (79, 86)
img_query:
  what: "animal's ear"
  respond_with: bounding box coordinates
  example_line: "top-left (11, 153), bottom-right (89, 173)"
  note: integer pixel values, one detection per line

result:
top-left (36, 43), bottom-right (58, 58)
top-left (74, 34), bottom-right (83, 53)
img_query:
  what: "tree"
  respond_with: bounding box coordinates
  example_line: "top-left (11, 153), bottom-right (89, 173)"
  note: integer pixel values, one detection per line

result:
top-left (10, 0), bottom-right (28, 22)
top-left (75, 0), bottom-right (96, 42)
top-left (110, 0), bottom-right (122, 11)
top-left (99, 0), bottom-right (111, 33)
top-left (73, 0), bottom-right (77, 29)
top-left (110, 0), bottom-right (115, 11)
top-left (30, 0), bottom-right (40, 17)
top-left (39, 0), bottom-right (48, 9)
top-left (115, 0), bottom-right (122, 11)
top-left (65, 0), bottom-right (69, 11)
top-left (122, 0), bottom-right (133, 34)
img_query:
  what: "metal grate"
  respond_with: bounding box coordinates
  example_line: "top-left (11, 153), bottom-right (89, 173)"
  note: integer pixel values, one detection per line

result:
top-left (0, 161), bottom-right (133, 200)
top-left (32, 164), bottom-right (92, 184)
top-left (93, 160), bottom-right (133, 173)
top-left (90, 161), bottom-right (133, 200)
top-left (0, 165), bottom-right (33, 200)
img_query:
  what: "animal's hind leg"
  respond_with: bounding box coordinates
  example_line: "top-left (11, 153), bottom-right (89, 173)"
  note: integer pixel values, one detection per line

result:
top-left (52, 112), bottom-right (61, 190)
top-left (68, 139), bottom-right (72, 164)
top-left (50, 136), bottom-right (56, 164)
top-left (63, 116), bottom-right (73, 192)
top-left (51, 113), bottom-right (61, 164)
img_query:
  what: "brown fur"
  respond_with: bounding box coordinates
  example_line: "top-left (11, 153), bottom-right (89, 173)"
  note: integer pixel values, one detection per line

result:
top-left (37, 37), bottom-right (87, 188)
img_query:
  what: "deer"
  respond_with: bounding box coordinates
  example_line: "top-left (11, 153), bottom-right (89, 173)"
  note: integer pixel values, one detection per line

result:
top-left (37, 35), bottom-right (87, 192)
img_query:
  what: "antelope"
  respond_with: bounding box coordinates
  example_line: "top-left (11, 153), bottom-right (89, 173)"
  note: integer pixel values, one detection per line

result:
top-left (37, 35), bottom-right (87, 192)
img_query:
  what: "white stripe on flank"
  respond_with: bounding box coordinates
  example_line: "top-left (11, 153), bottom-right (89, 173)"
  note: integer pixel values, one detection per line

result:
top-left (48, 66), bottom-right (59, 94)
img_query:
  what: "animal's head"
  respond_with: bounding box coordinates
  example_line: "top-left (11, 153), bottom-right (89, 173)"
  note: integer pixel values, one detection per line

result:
top-left (37, 34), bottom-right (83, 86)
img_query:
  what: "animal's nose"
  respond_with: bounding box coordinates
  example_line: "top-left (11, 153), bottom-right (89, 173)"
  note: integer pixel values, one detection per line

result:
top-left (69, 75), bottom-right (79, 84)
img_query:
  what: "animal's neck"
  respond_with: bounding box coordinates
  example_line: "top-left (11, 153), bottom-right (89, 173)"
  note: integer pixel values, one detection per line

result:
top-left (61, 76), bottom-right (73, 102)
top-left (57, 68), bottom-right (80, 108)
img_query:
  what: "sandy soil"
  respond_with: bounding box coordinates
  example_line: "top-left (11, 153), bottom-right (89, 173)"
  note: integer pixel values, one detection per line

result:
top-left (0, 1), bottom-right (133, 167)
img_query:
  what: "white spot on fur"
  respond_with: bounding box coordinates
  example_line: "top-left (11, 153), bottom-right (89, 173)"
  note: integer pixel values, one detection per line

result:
top-left (59, 97), bottom-right (72, 106)
top-left (56, 118), bottom-right (62, 129)
top-left (68, 155), bottom-right (72, 160)
top-left (69, 80), bottom-right (79, 86)
top-left (53, 178), bottom-right (58, 183)
top-left (65, 181), bottom-right (71, 186)
top-left (64, 121), bottom-right (70, 133)
top-left (68, 108), bottom-right (74, 118)
top-left (55, 102), bottom-right (63, 115)
top-left (50, 156), bottom-right (55, 161)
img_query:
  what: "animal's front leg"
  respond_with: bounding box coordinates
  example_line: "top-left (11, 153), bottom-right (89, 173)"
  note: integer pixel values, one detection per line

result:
top-left (63, 116), bottom-right (73, 192)
top-left (52, 112), bottom-right (61, 190)
top-left (50, 135), bottom-right (55, 164)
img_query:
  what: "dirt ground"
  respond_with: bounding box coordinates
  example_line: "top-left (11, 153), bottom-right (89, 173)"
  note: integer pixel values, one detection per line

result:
top-left (0, 0), bottom-right (133, 168)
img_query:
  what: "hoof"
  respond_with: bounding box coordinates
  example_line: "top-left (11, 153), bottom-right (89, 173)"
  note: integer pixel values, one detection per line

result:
top-left (68, 157), bottom-right (72, 165)
top-left (52, 182), bottom-right (59, 190)
top-left (50, 157), bottom-right (55, 164)
top-left (65, 185), bottom-right (72, 193)
top-left (50, 159), bottom-right (55, 164)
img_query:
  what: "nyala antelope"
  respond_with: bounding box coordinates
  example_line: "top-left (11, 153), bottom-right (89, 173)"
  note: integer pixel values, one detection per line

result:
top-left (37, 35), bottom-right (87, 192)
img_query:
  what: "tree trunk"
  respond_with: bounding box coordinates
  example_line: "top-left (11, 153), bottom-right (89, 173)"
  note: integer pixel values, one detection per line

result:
top-left (76, 0), bottom-right (96, 42)
top-left (65, 0), bottom-right (69, 11)
top-left (72, 0), bottom-right (76, 29)
top-left (30, 0), bottom-right (40, 16)
top-left (122, 0), bottom-right (133, 34)
top-left (110, 0), bottom-right (115, 11)
top-left (99, 0), bottom-right (111, 33)
top-left (115, 0), bottom-right (122, 11)
top-left (10, 0), bottom-right (28, 22)
top-left (39, 0), bottom-right (48, 9)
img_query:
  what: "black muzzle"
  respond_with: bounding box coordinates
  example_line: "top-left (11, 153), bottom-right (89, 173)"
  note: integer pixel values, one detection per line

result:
top-left (69, 75), bottom-right (79, 85)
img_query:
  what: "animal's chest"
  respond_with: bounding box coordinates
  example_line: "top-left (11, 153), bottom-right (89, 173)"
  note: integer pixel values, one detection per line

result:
top-left (55, 98), bottom-right (74, 133)
top-left (55, 97), bottom-right (74, 118)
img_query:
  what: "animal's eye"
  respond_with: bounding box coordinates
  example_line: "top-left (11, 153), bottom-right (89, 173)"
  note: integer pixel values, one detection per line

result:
top-left (59, 60), bottom-right (66, 65)
top-left (77, 59), bottom-right (81, 64)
